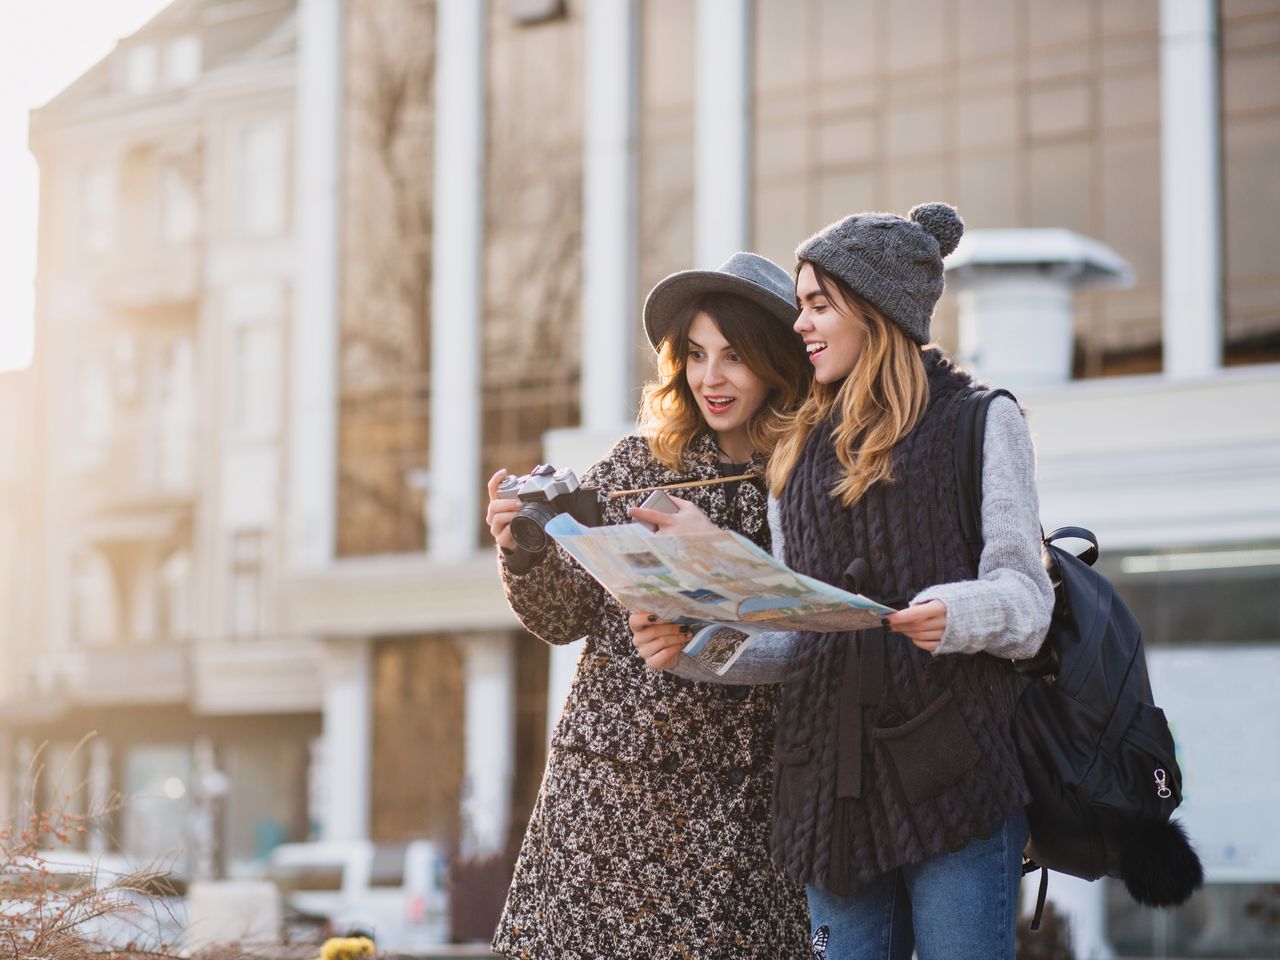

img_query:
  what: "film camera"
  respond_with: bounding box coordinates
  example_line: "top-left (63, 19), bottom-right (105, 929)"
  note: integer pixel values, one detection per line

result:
top-left (498, 464), bottom-right (605, 567)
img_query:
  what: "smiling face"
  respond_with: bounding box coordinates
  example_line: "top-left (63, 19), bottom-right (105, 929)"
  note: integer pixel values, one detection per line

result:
top-left (794, 263), bottom-right (868, 384)
top-left (684, 311), bottom-right (770, 459)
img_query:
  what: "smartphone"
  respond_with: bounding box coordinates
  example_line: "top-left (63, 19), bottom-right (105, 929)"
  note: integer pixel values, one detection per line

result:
top-left (633, 489), bottom-right (679, 532)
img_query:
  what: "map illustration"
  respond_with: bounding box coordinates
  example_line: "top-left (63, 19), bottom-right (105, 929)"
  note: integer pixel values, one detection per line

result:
top-left (545, 514), bottom-right (896, 674)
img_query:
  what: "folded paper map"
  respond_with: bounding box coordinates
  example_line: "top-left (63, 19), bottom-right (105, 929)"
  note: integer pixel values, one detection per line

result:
top-left (546, 514), bottom-right (896, 674)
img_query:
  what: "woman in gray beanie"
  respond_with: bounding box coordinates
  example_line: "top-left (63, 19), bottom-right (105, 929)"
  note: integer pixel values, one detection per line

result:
top-left (486, 253), bottom-right (813, 959)
top-left (632, 204), bottom-right (1054, 960)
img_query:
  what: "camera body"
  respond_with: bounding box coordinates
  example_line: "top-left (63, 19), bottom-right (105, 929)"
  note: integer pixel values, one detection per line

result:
top-left (498, 464), bottom-right (605, 569)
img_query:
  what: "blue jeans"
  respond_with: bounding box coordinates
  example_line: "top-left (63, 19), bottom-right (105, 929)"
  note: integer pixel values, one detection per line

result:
top-left (806, 809), bottom-right (1028, 960)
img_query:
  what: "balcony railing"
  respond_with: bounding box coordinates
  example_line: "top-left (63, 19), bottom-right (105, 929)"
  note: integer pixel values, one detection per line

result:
top-left (60, 639), bottom-right (191, 706)
top-left (89, 242), bottom-right (202, 311)
top-left (74, 425), bottom-right (196, 515)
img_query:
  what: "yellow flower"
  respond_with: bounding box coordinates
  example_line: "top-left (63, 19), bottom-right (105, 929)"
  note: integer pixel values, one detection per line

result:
top-left (314, 935), bottom-right (376, 960)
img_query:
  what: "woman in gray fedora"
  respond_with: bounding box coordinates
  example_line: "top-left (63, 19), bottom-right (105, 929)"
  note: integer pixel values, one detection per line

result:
top-left (631, 204), bottom-right (1055, 960)
top-left (486, 253), bottom-right (813, 959)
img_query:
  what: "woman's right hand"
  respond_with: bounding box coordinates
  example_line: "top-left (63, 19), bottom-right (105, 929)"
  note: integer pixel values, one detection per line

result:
top-left (627, 495), bottom-right (719, 536)
top-left (629, 610), bottom-right (692, 670)
top-left (486, 469), bottom-right (519, 551)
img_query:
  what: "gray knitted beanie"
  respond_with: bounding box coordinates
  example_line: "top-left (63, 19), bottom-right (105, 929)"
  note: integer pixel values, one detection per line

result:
top-left (795, 202), bottom-right (964, 344)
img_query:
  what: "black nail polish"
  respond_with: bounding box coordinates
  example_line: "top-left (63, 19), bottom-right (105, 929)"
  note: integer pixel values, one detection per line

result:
top-left (881, 618), bottom-right (892, 630)
top-left (647, 614), bottom-right (658, 623)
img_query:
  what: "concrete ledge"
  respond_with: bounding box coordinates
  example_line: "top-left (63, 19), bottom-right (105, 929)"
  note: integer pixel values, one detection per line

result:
top-left (283, 554), bottom-right (518, 638)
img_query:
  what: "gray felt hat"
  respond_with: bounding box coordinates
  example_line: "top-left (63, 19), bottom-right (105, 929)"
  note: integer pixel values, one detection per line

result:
top-left (643, 251), bottom-right (799, 350)
top-left (795, 202), bottom-right (965, 345)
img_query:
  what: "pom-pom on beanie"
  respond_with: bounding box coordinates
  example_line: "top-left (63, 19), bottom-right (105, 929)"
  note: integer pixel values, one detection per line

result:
top-left (795, 201), bottom-right (964, 344)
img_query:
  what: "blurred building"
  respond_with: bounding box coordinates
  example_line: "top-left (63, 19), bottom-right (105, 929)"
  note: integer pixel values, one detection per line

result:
top-left (3, 0), bottom-right (319, 878)
top-left (2, 0), bottom-right (1278, 954)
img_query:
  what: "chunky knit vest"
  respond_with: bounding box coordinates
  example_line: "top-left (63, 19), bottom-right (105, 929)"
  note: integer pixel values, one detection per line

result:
top-left (770, 350), bottom-right (1029, 895)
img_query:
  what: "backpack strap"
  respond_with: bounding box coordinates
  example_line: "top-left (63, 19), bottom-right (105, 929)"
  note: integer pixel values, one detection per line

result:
top-left (954, 388), bottom-right (1019, 548)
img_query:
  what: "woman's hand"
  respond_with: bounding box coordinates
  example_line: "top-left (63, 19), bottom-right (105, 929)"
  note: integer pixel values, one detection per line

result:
top-left (486, 469), bottom-right (520, 551)
top-left (627, 495), bottom-right (719, 536)
top-left (628, 610), bottom-right (691, 670)
top-left (885, 600), bottom-right (948, 653)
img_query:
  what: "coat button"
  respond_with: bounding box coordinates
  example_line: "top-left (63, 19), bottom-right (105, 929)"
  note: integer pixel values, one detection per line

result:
top-left (727, 766), bottom-right (748, 786)
top-left (659, 755), bottom-right (680, 774)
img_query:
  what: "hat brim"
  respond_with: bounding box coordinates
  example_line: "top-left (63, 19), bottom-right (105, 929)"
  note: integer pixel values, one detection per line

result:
top-left (642, 271), bottom-right (799, 350)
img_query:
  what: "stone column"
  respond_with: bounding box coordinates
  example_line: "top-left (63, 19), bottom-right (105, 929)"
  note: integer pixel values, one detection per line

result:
top-left (319, 637), bottom-right (371, 841)
top-left (695, 0), bottom-right (752, 267)
top-left (581, 0), bottom-right (639, 432)
top-left (458, 633), bottom-right (515, 856)
top-left (290, 0), bottom-right (345, 568)
top-left (428, 0), bottom-right (488, 560)
top-left (1160, 0), bottom-right (1222, 377)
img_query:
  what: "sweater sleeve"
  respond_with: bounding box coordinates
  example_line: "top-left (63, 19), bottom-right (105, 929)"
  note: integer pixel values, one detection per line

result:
top-left (913, 395), bottom-right (1054, 659)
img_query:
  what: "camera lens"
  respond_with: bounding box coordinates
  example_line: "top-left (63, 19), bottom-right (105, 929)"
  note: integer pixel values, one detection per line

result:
top-left (510, 503), bottom-right (557, 553)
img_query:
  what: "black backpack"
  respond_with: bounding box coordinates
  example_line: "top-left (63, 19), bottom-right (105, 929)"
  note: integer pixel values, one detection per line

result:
top-left (955, 388), bottom-right (1203, 927)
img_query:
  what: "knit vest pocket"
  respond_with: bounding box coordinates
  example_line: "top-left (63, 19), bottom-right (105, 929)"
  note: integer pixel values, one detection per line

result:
top-left (772, 742), bottom-right (813, 817)
top-left (872, 688), bottom-right (981, 805)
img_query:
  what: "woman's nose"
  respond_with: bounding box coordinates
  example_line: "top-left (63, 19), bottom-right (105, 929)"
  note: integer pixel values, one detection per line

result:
top-left (794, 312), bottom-right (810, 334)
top-left (703, 359), bottom-right (726, 383)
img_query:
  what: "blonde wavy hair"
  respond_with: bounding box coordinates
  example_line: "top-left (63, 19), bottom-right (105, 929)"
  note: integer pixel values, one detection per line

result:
top-left (639, 293), bottom-right (812, 472)
top-left (766, 264), bottom-right (930, 506)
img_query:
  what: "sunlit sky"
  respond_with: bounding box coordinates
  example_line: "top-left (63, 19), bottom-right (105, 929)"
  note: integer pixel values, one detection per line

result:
top-left (0, 0), bottom-right (174, 373)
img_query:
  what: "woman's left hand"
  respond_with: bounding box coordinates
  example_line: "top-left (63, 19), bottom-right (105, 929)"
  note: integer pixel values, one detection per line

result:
top-left (627, 495), bottom-right (719, 536)
top-left (884, 600), bottom-right (948, 653)
top-left (628, 610), bottom-right (691, 670)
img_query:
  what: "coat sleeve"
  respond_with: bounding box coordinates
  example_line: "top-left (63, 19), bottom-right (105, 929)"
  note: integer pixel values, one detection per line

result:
top-left (495, 441), bottom-right (626, 645)
top-left (912, 395), bottom-right (1054, 659)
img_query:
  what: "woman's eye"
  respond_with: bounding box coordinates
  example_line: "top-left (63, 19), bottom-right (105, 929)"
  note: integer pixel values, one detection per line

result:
top-left (727, 353), bottom-right (741, 363)
top-left (688, 351), bottom-right (704, 361)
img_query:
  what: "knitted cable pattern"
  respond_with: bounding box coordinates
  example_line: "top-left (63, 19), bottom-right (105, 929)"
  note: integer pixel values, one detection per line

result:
top-left (770, 349), bottom-right (1030, 894)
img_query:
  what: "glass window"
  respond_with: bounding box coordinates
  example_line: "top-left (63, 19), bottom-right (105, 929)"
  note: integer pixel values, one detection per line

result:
top-left (70, 551), bottom-right (117, 646)
top-left (121, 746), bottom-right (191, 873)
top-left (1222, 4), bottom-right (1280, 363)
top-left (236, 120), bottom-right (286, 238)
top-left (80, 165), bottom-right (116, 255)
top-left (227, 531), bottom-right (264, 638)
top-left (164, 36), bottom-right (201, 86)
top-left (231, 324), bottom-right (281, 441)
top-left (160, 164), bottom-right (199, 244)
top-left (1097, 542), bottom-right (1280, 646)
top-left (750, 0), bottom-right (1166, 376)
top-left (1107, 879), bottom-right (1280, 957)
top-left (124, 45), bottom-right (158, 94)
top-left (157, 336), bottom-right (195, 488)
top-left (160, 549), bottom-right (190, 641)
top-left (71, 351), bottom-right (115, 466)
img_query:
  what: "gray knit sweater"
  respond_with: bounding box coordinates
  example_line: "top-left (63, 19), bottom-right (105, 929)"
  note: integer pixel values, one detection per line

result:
top-left (673, 395), bottom-right (1052, 684)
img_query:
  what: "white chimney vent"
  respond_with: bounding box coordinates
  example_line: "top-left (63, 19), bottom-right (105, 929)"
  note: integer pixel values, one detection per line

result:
top-left (944, 229), bottom-right (1133, 389)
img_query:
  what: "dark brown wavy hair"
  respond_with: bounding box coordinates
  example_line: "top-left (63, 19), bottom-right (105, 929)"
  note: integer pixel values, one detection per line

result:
top-left (639, 293), bottom-right (812, 471)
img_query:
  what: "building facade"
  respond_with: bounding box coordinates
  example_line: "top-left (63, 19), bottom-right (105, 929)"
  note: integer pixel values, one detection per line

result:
top-left (3, 0), bottom-right (1278, 953)
top-left (4, 0), bottom-right (322, 879)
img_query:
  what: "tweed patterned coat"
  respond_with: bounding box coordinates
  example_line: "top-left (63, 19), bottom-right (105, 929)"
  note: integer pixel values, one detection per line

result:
top-left (491, 432), bottom-right (810, 960)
